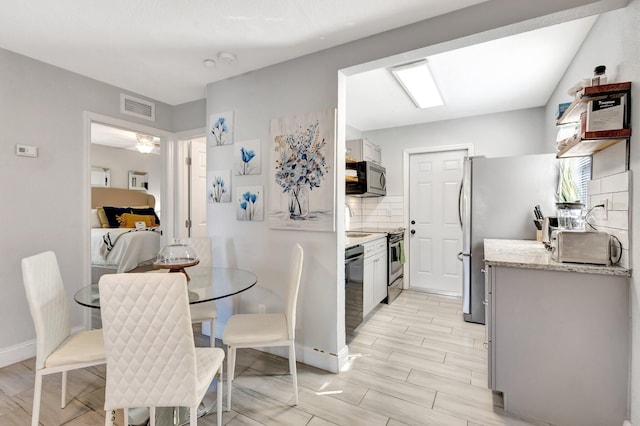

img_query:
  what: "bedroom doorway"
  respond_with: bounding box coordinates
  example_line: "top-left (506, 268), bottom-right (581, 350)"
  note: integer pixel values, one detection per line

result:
top-left (86, 113), bottom-right (174, 282)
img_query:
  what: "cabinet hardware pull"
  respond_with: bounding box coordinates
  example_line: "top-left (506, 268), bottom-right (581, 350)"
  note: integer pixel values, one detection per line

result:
top-left (481, 268), bottom-right (486, 273)
top-left (483, 342), bottom-right (489, 349)
top-left (482, 300), bottom-right (488, 305)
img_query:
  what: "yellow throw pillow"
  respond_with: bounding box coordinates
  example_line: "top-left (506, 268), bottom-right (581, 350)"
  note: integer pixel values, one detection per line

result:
top-left (96, 207), bottom-right (111, 228)
top-left (118, 213), bottom-right (157, 228)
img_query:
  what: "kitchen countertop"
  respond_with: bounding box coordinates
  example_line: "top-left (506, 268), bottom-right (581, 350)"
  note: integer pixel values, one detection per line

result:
top-left (345, 232), bottom-right (387, 248)
top-left (484, 239), bottom-right (631, 276)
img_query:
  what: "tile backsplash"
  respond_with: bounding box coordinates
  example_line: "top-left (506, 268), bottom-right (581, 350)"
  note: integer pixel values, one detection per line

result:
top-left (587, 170), bottom-right (632, 269)
top-left (346, 195), bottom-right (404, 231)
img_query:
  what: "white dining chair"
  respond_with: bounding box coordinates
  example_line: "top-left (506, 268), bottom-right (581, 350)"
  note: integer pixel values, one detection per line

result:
top-left (21, 251), bottom-right (106, 426)
top-left (188, 237), bottom-right (218, 347)
top-left (222, 243), bottom-right (304, 411)
top-left (99, 272), bottom-right (224, 426)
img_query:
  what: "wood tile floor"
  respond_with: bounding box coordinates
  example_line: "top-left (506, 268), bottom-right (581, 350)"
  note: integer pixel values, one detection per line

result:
top-left (0, 291), bottom-right (548, 425)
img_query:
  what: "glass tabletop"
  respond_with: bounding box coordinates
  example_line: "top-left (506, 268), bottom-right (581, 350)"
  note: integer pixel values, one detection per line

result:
top-left (74, 267), bottom-right (258, 309)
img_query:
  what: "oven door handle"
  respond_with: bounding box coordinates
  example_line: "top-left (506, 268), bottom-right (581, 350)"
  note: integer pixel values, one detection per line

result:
top-left (345, 256), bottom-right (363, 264)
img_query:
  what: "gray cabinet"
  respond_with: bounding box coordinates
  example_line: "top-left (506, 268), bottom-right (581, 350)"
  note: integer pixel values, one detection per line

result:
top-left (485, 264), bottom-right (629, 426)
top-left (362, 237), bottom-right (387, 317)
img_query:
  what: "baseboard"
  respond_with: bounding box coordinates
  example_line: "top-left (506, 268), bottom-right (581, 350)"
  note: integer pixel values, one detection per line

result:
top-left (0, 338), bottom-right (36, 368)
top-left (0, 326), bottom-right (86, 368)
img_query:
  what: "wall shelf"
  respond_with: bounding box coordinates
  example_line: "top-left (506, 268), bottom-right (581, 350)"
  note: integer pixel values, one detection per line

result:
top-left (555, 82), bottom-right (631, 158)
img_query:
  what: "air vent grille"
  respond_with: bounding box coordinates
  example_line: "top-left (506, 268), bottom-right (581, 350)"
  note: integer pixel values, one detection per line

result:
top-left (120, 94), bottom-right (155, 121)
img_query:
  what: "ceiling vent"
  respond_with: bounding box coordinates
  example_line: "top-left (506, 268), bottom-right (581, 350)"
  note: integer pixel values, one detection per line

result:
top-left (120, 94), bottom-right (155, 121)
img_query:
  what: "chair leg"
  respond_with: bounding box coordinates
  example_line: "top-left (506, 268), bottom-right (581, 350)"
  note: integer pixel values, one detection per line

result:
top-left (31, 371), bottom-right (42, 426)
top-left (190, 406), bottom-right (197, 426)
top-left (210, 318), bottom-right (216, 348)
top-left (226, 346), bottom-right (236, 412)
top-left (105, 409), bottom-right (115, 426)
top-left (61, 370), bottom-right (67, 408)
top-left (217, 362), bottom-right (223, 425)
top-left (289, 342), bottom-right (298, 405)
top-left (149, 407), bottom-right (156, 426)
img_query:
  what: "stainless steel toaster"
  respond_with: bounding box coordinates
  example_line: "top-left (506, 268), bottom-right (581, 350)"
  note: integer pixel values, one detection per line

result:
top-left (550, 230), bottom-right (611, 265)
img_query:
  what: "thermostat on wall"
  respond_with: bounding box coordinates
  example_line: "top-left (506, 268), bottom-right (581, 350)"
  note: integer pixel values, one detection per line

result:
top-left (16, 144), bottom-right (38, 157)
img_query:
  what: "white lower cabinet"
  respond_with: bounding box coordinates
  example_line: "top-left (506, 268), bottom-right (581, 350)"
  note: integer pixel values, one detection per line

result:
top-left (363, 238), bottom-right (387, 317)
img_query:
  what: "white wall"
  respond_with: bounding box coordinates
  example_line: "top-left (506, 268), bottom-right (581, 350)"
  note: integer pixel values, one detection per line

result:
top-left (91, 144), bottom-right (162, 214)
top-left (0, 48), bottom-right (175, 367)
top-left (543, 3), bottom-right (640, 423)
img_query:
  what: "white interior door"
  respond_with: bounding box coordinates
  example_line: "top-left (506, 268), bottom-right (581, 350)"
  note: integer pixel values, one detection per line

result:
top-left (409, 149), bottom-right (466, 295)
top-left (189, 138), bottom-right (207, 237)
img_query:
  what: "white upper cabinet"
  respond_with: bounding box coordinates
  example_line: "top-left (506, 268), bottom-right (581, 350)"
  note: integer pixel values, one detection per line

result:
top-left (346, 138), bottom-right (381, 164)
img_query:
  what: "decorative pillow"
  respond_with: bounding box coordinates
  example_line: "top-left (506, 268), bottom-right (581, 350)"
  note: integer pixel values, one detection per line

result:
top-left (131, 207), bottom-right (160, 225)
top-left (118, 213), bottom-right (157, 228)
top-left (90, 209), bottom-right (102, 228)
top-left (101, 206), bottom-right (133, 228)
top-left (96, 207), bottom-right (111, 228)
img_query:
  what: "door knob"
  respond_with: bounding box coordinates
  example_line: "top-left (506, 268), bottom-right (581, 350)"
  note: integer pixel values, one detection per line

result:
top-left (410, 230), bottom-right (416, 235)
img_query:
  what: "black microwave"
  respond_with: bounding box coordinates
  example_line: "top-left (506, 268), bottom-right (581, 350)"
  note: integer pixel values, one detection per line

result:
top-left (345, 161), bottom-right (386, 197)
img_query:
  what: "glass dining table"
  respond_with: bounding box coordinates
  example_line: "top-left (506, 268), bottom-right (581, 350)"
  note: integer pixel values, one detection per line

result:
top-left (74, 267), bottom-right (258, 309)
top-left (73, 267), bottom-right (257, 426)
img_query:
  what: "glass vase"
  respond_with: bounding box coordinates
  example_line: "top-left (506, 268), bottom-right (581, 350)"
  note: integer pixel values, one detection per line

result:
top-left (288, 186), bottom-right (309, 219)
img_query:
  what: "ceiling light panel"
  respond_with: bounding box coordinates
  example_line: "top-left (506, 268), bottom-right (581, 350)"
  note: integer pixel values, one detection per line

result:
top-left (391, 60), bottom-right (444, 109)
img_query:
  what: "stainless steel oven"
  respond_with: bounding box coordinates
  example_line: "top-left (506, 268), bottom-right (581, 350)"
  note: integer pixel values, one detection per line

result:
top-left (387, 229), bottom-right (405, 304)
top-left (345, 244), bottom-right (364, 341)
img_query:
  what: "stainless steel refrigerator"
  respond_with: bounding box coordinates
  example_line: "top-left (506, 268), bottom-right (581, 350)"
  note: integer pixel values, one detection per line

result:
top-left (459, 154), bottom-right (558, 324)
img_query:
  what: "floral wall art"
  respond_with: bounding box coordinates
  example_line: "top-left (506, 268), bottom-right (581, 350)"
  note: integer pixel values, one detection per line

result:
top-left (236, 186), bottom-right (263, 221)
top-left (208, 111), bottom-right (234, 146)
top-left (207, 170), bottom-right (231, 203)
top-left (234, 139), bottom-right (261, 176)
top-left (268, 109), bottom-right (335, 231)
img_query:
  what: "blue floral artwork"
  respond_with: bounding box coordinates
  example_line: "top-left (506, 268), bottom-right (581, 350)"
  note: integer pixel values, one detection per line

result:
top-left (234, 139), bottom-right (261, 176)
top-left (207, 170), bottom-right (231, 203)
top-left (208, 111), bottom-right (234, 146)
top-left (236, 186), bottom-right (263, 221)
top-left (268, 109), bottom-right (336, 231)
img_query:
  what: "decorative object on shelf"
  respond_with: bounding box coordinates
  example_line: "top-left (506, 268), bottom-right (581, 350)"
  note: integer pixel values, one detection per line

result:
top-left (207, 170), bottom-right (231, 203)
top-left (234, 139), bottom-right (261, 175)
top-left (268, 109), bottom-right (335, 231)
top-left (236, 186), bottom-right (263, 221)
top-left (154, 241), bottom-right (199, 280)
top-left (135, 134), bottom-right (155, 154)
top-left (208, 111), bottom-right (234, 146)
top-left (591, 65), bottom-right (607, 86)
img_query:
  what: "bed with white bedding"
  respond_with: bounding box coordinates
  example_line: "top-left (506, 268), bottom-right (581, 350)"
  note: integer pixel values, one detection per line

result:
top-left (91, 187), bottom-right (161, 273)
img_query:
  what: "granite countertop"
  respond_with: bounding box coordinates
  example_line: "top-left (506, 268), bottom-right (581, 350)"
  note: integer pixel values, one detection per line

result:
top-left (484, 239), bottom-right (631, 277)
top-left (345, 232), bottom-right (387, 248)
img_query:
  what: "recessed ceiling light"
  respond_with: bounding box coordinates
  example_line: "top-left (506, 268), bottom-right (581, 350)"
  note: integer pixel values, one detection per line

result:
top-left (203, 59), bottom-right (216, 68)
top-left (391, 60), bottom-right (444, 109)
top-left (217, 52), bottom-right (237, 64)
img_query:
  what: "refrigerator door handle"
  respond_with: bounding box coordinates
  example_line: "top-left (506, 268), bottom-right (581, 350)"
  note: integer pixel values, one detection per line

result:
top-left (458, 180), bottom-right (464, 228)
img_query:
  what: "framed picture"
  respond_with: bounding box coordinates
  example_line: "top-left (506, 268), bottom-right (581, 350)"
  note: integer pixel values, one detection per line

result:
top-left (208, 111), bottom-right (234, 146)
top-left (207, 170), bottom-right (231, 203)
top-left (234, 139), bottom-right (261, 176)
top-left (268, 109), bottom-right (336, 231)
top-left (236, 186), bottom-right (264, 221)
